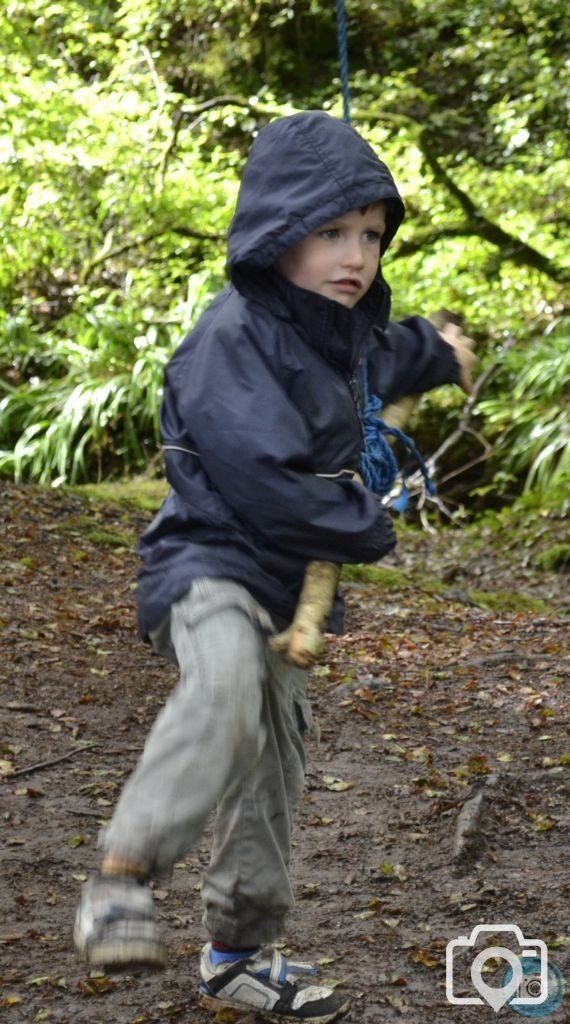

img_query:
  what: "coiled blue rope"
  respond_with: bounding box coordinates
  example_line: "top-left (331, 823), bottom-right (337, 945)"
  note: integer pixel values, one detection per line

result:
top-left (358, 358), bottom-right (436, 511)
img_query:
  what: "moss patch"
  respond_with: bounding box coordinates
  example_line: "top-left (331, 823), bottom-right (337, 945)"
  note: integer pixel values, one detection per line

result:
top-left (341, 564), bottom-right (408, 588)
top-left (70, 478), bottom-right (167, 512)
top-left (58, 515), bottom-right (135, 548)
top-left (468, 590), bottom-right (549, 614)
top-left (82, 528), bottom-right (134, 548)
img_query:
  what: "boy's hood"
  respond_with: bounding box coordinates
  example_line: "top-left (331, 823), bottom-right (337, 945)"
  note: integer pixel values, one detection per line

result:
top-left (227, 111), bottom-right (405, 275)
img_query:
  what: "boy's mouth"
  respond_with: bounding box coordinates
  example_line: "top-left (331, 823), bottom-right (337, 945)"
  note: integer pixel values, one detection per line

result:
top-left (331, 278), bottom-right (362, 292)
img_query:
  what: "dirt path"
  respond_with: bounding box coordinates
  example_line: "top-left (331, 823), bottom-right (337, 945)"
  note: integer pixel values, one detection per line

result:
top-left (1, 483), bottom-right (568, 1023)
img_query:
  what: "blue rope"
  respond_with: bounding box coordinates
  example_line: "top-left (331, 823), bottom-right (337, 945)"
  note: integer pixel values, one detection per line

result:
top-left (334, 2), bottom-right (433, 510)
top-left (358, 358), bottom-right (436, 511)
top-left (335, 0), bottom-right (351, 123)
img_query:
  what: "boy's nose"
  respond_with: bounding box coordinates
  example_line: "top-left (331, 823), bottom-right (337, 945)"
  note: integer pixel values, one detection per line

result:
top-left (342, 238), bottom-right (365, 268)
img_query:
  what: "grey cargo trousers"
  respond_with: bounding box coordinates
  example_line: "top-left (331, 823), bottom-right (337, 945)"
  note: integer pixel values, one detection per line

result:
top-left (101, 578), bottom-right (311, 946)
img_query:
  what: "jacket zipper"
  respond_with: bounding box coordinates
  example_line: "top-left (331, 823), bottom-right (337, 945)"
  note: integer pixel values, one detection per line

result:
top-left (348, 369), bottom-right (365, 445)
top-left (331, 364), bottom-right (365, 447)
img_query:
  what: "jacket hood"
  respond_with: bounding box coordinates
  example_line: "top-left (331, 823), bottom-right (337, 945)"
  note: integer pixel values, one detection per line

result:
top-left (227, 111), bottom-right (405, 275)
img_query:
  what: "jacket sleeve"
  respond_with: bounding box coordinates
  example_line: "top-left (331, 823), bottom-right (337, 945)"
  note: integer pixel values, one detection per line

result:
top-left (368, 315), bottom-right (461, 403)
top-left (163, 327), bottom-right (395, 565)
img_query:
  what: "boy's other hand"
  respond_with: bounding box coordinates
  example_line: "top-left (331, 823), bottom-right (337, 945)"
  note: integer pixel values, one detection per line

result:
top-left (436, 320), bottom-right (477, 393)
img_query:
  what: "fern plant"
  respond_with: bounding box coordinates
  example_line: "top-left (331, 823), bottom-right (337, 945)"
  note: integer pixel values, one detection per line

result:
top-left (477, 319), bottom-right (570, 497)
top-left (0, 291), bottom-right (210, 484)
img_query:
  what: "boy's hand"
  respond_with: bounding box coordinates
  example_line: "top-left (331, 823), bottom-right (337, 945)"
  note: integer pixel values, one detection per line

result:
top-left (435, 319), bottom-right (477, 393)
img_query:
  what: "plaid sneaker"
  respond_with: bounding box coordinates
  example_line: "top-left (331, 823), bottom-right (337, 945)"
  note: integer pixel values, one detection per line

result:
top-left (199, 942), bottom-right (350, 1022)
top-left (73, 875), bottom-right (167, 969)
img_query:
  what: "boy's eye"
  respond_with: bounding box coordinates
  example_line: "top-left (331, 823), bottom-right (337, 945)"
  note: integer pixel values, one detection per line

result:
top-left (364, 230), bottom-right (382, 243)
top-left (319, 228), bottom-right (339, 240)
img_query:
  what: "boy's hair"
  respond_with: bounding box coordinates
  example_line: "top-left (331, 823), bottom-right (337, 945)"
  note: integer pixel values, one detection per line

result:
top-left (359, 201), bottom-right (385, 216)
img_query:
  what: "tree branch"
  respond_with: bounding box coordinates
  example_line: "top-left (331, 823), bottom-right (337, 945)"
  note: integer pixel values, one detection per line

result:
top-left (392, 222), bottom-right (480, 259)
top-left (8, 742), bottom-right (97, 779)
top-left (398, 334), bottom-right (517, 521)
top-left (427, 334), bottom-right (517, 474)
top-left (81, 225), bottom-right (225, 281)
top-left (352, 103), bottom-right (567, 285)
top-left (419, 132), bottom-right (569, 284)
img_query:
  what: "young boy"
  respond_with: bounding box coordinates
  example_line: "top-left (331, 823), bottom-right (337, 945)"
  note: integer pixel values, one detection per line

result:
top-left (74, 112), bottom-right (475, 1022)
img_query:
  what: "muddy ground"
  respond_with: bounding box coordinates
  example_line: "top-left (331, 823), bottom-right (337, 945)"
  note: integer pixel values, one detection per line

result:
top-left (1, 482), bottom-right (568, 1024)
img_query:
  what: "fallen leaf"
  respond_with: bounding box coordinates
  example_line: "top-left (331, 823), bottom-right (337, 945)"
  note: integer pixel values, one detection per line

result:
top-left (530, 815), bottom-right (555, 832)
top-left (386, 994), bottom-right (407, 1008)
top-left (466, 754), bottom-right (492, 775)
top-left (25, 976), bottom-right (66, 989)
top-left (300, 883), bottom-right (320, 899)
top-left (213, 1009), bottom-right (242, 1023)
top-left (407, 745), bottom-right (432, 763)
top-left (410, 948), bottom-right (440, 968)
top-left (322, 775), bottom-right (354, 792)
top-left (68, 835), bottom-right (86, 849)
top-left (353, 687), bottom-right (375, 702)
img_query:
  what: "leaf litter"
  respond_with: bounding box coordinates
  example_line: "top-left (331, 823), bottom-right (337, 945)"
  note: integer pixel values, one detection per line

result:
top-left (0, 481), bottom-right (568, 1022)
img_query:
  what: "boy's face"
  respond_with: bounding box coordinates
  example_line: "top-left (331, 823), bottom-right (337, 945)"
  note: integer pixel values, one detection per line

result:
top-left (276, 203), bottom-right (386, 309)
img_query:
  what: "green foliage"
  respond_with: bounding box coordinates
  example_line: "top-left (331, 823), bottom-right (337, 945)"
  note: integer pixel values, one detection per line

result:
top-left (533, 544), bottom-right (570, 572)
top-left (477, 320), bottom-right (570, 496)
top-left (0, 297), bottom-right (190, 483)
top-left (0, 0), bottom-right (567, 495)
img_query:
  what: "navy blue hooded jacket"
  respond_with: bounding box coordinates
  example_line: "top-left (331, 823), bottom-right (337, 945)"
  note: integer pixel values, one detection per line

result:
top-left (136, 112), bottom-right (459, 637)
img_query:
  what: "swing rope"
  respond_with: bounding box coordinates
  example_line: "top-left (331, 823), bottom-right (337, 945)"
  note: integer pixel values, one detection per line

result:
top-left (334, 0), bottom-right (435, 509)
top-left (335, 0), bottom-right (351, 123)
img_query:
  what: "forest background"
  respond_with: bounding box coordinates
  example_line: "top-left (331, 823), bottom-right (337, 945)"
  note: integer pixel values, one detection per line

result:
top-left (2, 7), bottom-right (569, 1019)
top-left (0, 0), bottom-right (568, 529)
